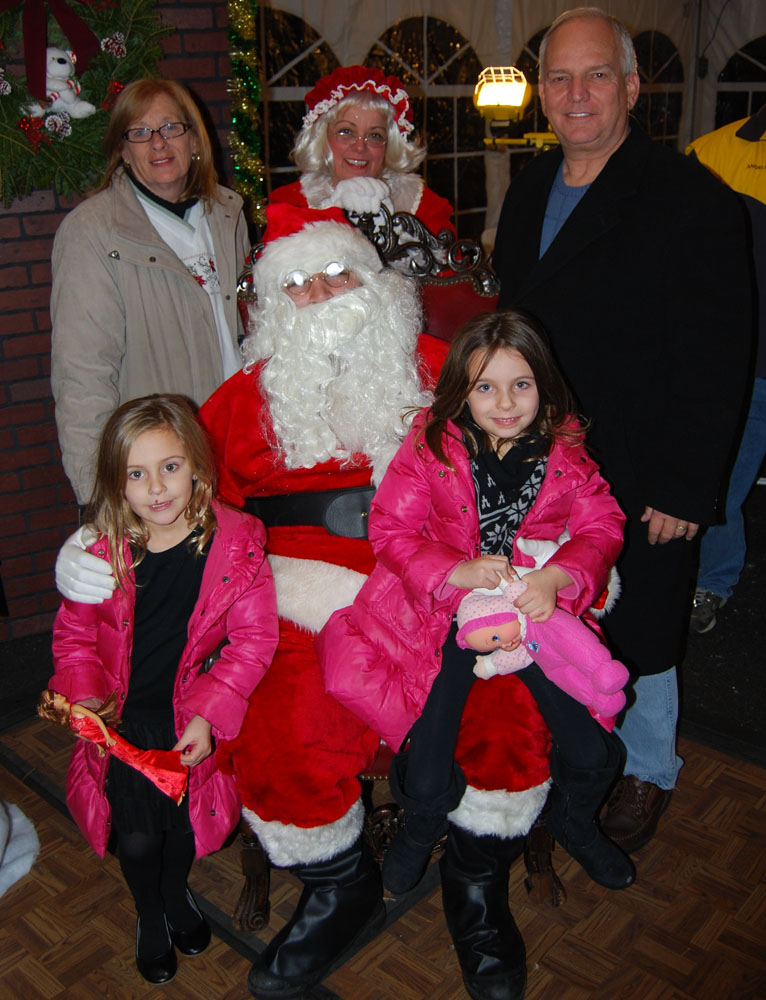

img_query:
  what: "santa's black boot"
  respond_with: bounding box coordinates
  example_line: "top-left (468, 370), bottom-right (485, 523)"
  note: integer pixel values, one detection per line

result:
top-left (247, 835), bottom-right (385, 999)
top-left (440, 823), bottom-right (527, 1000)
top-left (545, 739), bottom-right (635, 890)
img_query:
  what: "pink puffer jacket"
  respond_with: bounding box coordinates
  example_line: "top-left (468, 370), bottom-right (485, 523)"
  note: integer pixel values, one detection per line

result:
top-left (49, 503), bottom-right (278, 857)
top-left (318, 415), bottom-right (625, 751)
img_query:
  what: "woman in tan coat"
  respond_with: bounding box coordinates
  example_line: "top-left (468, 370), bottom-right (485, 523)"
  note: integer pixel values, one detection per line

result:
top-left (51, 78), bottom-right (250, 505)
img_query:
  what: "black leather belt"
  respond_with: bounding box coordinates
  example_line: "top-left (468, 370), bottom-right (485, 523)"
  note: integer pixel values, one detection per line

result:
top-left (244, 485), bottom-right (375, 539)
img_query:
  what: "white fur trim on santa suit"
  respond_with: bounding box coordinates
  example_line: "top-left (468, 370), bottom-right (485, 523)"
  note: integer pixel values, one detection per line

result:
top-left (242, 798), bottom-right (364, 867)
top-left (448, 780), bottom-right (551, 840)
top-left (254, 219), bottom-right (383, 304)
top-left (268, 554), bottom-right (367, 633)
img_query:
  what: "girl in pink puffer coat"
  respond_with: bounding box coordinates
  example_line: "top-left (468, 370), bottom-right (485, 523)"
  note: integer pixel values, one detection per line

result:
top-left (48, 395), bottom-right (278, 985)
top-left (319, 310), bottom-right (634, 898)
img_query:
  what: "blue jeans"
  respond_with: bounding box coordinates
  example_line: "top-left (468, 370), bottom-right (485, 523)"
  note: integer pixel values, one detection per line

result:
top-left (697, 376), bottom-right (766, 600)
top-left (613, 668), bottom-right (683, 790)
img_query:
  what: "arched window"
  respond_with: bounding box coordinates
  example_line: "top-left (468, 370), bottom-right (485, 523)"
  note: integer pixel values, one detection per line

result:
top-left (716, 35), bottom-right (766, 127)
top-left (258, 7), bottom-right (339, 193)
top-left (365, 16), bottom-right (485, 239)
top-left (631, 31), bottom-right (684, 147)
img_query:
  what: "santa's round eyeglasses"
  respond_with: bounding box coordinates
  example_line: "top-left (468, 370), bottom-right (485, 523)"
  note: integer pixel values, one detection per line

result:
top-left (282, 262), bottom-right (351, 298)
top-left (123, 122), bottom-right (191, 143)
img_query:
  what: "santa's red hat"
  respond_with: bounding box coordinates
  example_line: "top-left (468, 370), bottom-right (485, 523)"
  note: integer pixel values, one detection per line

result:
top-left (303, 65), bottom-right (414, 135)
top-left (253, 203), bottom-right (383, 298)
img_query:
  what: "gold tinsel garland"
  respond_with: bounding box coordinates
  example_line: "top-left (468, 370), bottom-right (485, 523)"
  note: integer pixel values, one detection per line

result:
top-left (227, 0), bottom-right (265, 226)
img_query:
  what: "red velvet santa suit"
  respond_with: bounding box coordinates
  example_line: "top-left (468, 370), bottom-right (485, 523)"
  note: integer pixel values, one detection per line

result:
top-left (200, 330), bottom-right (550, 865)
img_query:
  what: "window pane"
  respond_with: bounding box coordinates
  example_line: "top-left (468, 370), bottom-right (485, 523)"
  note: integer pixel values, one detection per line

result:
top-left (266, 101), bottom-right (304, 168)
top-left (457, 155), bottom-right (486, 210)
top-left (634, 31), bottom-right (683, 84)
top-left (719, 36), bottom-right (766, 83)
top-left (425, 157), bottom-right (454, 209)
top-left (263, 10), bottom-right (338, 85)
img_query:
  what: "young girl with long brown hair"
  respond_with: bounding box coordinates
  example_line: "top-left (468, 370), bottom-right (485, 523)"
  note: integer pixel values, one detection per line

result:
top-left (48, 394), bottom-right (278, 985)
top-left (320, 310), bottom-right (633, 898)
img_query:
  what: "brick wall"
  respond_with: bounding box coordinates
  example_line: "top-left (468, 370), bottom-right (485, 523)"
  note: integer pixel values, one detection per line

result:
top-left (0, 0), bottom-right (246, 640)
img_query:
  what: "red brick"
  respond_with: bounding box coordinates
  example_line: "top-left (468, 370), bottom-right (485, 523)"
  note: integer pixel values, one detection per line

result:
top-left (22, 213), bottom-right (65, 236)
top-left (0, 486), bottom-right (58, 514)
top-left (35, 310), bottom-right (52, 331)
top-left (5, 571), bottom-right (57, 598)
top-left (8, 378), bottom-right (51, 403)
top-left (9, 444), bottom-right (53, 469)
top-left (0, 217), bottom-right (21, 239)
top-left (0, 609), bottom-right (56, 640)
top-left (0, 472), bottom-right (21, 493)
top-left (3, 333), bottom-right (51, 359)
top-left (0, 285), bottom-right (51, 309)
top-left (186, 30), bottom-right (228, 51)
top-left (30, 262), bottom-right (52, 284)
top-left (1, 312), bottom-right (36, 335)
top-left (41, 591), bottom-right (62, 613)
top-left (0, 402), bottom-right (47, 427)
top-left (1, 358), bottom-right (40, 381)
top-left (5, 191), bottom-right (56, 213)
top-left (164, 7), bottom-right (213, 28)
top-left (1, 555), bottom-right (34, 578)
top-left (162, 34), bottom-right (182, 55)
top-left (2, 595), bottom-right (40, 618)
top-left (0, 514), bottom-right (29, 539)
top-left (0, 428), bottom-right (14, 450)
top-left (158, 56), bottom-right (216, 78)
top-left (1, 527), bottom-right (69, 557)
top-left (0, 242), bottom-right (55, 267)
top-left (16, 422), bottom-right (58, 446)
top-left (195, 80), bottom-right (230, 104)
top-left (22, 463), bottom-right (69, 488)
top-left (0, 266), bottom-right (29, 289)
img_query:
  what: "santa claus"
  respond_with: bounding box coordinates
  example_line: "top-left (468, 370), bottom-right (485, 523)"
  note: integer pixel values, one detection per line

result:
top-left (55, 204), bottom-right (551, 1000)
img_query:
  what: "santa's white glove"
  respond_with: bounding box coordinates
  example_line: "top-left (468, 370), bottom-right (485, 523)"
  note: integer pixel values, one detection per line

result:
top-left (327, 177), bottom-right (392, 214)
top-left (55, 526), bottom-right (116, 604)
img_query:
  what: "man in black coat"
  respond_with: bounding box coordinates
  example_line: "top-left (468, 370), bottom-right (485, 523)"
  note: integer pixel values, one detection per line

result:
top-left (494, 7), bottom-right (753, 852)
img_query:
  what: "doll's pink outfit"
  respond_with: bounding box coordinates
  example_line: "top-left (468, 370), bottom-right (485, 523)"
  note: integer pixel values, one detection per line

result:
top-left (456, 580), bottom-right (629, 730)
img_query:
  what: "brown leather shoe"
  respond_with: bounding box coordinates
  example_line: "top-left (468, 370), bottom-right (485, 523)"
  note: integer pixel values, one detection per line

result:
top-left (601, 776), bottom-right (672, 853)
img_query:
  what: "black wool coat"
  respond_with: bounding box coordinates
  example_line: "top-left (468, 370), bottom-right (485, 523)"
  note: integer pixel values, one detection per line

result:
top-left (493, 124), bottom-right (753, 673)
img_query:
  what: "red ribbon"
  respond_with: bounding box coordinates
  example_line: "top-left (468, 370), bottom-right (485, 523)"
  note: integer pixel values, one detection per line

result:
top-left (0, 0), bottom-right (99, 99)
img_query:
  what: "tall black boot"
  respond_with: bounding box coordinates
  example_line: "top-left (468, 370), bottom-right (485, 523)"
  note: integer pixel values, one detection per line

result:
top-left (440, 823), bottom-right (527, 1000)
top-left (382, 751), bottom-right (467, 895)
top-left (546, 739), bottom-right (635, 890)
top-left (247, 835), bottom-right (385, 999)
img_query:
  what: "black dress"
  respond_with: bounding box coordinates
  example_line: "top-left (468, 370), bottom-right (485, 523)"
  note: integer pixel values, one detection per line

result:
top-left (106, 531), bottom-right (208, 835)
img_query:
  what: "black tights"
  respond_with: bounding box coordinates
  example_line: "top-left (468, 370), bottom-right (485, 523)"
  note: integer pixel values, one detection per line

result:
top-left (117, 828), bottom-right (197, 934)
top-left (403, 621), bottom-right (477, 804)
top-left (515, 662), bottom-right (618, 770)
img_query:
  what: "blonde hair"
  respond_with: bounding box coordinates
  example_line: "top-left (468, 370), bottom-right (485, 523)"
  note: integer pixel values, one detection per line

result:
top-left (97, 78), bottom-right (220, 207)
top-left (292, 93), bottom-right (426, 176)
top-left (84, 394), bottom-right (217, 589)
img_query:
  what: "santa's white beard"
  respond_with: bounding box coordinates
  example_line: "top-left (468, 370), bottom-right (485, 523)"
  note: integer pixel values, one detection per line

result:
top-left (248, 279), bottom-right (430, 484)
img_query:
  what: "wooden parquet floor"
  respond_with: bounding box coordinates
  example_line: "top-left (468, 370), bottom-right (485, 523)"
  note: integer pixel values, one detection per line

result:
top-left (0, 718), bottom-right (764, 1000)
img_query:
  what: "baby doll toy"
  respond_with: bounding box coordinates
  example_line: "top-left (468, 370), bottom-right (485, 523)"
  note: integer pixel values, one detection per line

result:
top-left (37, 689), bottom-right (188, 804)
top-left (456, 577), bottom-right (629, 729)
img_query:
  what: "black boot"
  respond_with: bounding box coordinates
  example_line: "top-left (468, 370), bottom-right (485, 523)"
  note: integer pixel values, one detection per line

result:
top-left (440, 823), bottom-right (527, 1000)
top-left (382, 751), bottom-right (466, 895)
top-left (546, 740), bottom-right (635, 890)
top-left (247, 835), bottom-right (385, 999)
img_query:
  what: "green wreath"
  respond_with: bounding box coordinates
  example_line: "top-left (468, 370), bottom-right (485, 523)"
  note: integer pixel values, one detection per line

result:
top-left (0, 0), bottom-right (170, 206)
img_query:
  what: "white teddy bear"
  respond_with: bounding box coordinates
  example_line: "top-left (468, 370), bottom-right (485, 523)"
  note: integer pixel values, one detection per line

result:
top-left (28, 48), bottom-right (96, 119)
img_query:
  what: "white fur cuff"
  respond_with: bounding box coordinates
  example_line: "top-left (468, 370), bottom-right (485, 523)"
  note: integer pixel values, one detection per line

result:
top-left (242, 799), bottom-right (364, 867)
top-left (448, 780), bottom-right (551, 839)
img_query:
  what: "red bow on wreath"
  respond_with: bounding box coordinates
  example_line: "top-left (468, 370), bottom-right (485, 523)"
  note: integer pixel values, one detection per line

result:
top-left (0, 0), bottom-right (99, 98)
